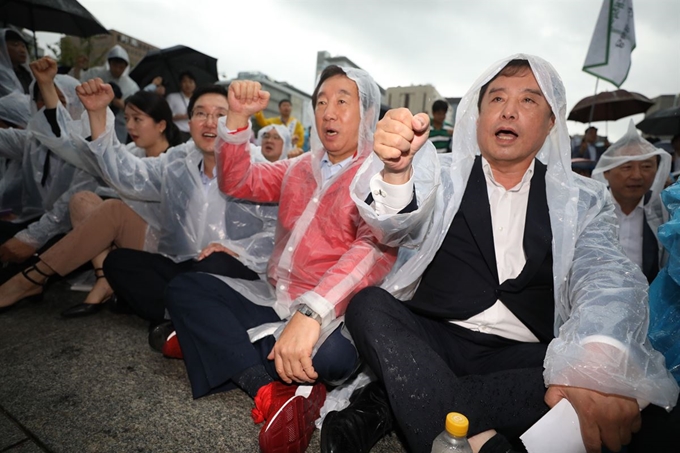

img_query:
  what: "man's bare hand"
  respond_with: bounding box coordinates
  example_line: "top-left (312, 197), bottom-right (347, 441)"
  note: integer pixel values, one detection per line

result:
top-left (151, 76), bottom-right (163, 86)
top-left (267, 312), bottom-right (321, 384)
top-left (374, 108), bottom-right (430, 184)
top-left (0, 238), bottom-right (36, 263)
top-left (545, 385), bottom-right (641, 453)
top-left (197, 243), bottom-right (238, 261)
top-left (76, 78), bottom-right (115, 113)
top-left (29, 57), bottom-right (58, 86)
top-left (226, 81), bottom-right (270, 130)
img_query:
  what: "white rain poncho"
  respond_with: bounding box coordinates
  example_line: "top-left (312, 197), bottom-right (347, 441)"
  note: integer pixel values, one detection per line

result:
top-left (78, 45), bottom-right (140, 142)
top-left (50, 107), bottom-right (278, 272)
top-left (213, 67), bottom-right (395, 347)
top-left (250, 124), bottom-right (292, 162)
top-left (350, 54), bottom-right (679, 410)
top-left (0, 29), bottom-right (31, 97)
top-left (0, 75), bottom-right (99, 248)
top-left (0, 91), bottom-right (31, 214)
top-left (27, 102), bottom-right (158, 224)
top-left (592, 120), bottom-right (672, 268)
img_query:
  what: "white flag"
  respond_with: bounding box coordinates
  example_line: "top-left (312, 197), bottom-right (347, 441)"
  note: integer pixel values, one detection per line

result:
top-left (583, 0), bottom-right (636, 87)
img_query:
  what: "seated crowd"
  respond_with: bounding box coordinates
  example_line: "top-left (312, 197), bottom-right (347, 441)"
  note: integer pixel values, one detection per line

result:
top-left (0, 32), bottom-right (679, 453)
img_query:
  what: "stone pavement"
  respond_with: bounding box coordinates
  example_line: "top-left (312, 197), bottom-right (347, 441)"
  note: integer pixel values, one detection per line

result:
top-left (0, 280), bottom-right (407, 453)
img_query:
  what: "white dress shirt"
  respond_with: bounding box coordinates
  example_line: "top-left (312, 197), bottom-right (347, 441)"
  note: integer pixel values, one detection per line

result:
top-left (370, 157), bottom-right (540, 342)
top-left (612, 195), bottom-right (645, 269)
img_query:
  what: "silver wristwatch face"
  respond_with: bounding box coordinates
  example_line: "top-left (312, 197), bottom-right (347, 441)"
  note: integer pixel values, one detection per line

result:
top-left (298, 304), bottom-right (321, 322)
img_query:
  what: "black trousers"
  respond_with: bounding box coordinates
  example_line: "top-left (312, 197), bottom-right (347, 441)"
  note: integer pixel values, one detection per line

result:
top-left (346, 287), bottom-right (680, 453)
top-left (166, 272), bottom-right (359, 399)
top-left (104, 248), bottom-right (259, 324)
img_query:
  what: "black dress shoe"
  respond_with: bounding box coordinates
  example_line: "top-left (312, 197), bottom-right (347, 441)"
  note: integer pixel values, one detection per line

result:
top-left (60, 295), bottom-right (116, 318)
top-left (148, 321), bottom-right (174, 352)
top-left (320, 381), bottom-right (394, 453)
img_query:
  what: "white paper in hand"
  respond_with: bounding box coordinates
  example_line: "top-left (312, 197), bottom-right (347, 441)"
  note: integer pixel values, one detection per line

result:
top-left (520, 399), bottom-right (586, 453)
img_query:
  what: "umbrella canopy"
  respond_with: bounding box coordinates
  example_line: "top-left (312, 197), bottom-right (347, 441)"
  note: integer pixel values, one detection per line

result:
top-left (0, 0), bottom-right (108, 37)
top-left (130, 45), bottom-right (218, 94)
top-left (636, 106), bottom-right (680, 137)
top-left (568, 89), bottom-right (654, 123)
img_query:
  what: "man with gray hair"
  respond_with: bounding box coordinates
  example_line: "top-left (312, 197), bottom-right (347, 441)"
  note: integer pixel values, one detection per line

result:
top-left (592, 120), bottom-right (672, 283)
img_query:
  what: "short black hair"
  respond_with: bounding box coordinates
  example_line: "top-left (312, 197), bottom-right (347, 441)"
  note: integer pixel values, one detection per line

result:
top-left (187, 84), bottom-right (228, 119)
top-left (432, 100), bottom-right (448, 114)
top-left (585, 126), bottom-right (598, 133)
top-left (179, 71), bottom-right (196, 83)
top-left (278, 99), bottom-right (291, 107)
top-left (5, 30), bottom-right (26, 44)
top-left (477, 59), bottom-right (532, 111)
top-left (108, 57), bottom-right (128, 66)
top-left (312, 65), bottom-right (346, 107)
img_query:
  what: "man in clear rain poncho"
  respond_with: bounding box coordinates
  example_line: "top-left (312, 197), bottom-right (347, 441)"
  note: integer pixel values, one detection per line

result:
top-left (163, 66), bottom-right (398, 453)
top-left (0, 29), bottom-right (33, 97)
top-left (0, 73), bottom-right (99, 278)
top-left (591, 120), bottom-right (672, 284)
top-left (0, 91), bottom-right (31, 219)
top-left (322, 55), bottom-right (680, 453)
top-left (0, 80), bottom-right (279, 336)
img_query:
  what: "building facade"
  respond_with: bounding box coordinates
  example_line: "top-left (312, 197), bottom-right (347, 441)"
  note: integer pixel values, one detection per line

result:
top-left (60, 29), bottom-right (158, 68)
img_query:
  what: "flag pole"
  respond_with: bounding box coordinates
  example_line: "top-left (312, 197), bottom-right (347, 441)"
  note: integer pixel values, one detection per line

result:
top-left (587, 78), bottom-right (599, 125)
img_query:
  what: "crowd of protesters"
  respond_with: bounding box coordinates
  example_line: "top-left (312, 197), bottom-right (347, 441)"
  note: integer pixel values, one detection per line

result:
top-left (1, 27), bottom-right (679, 453)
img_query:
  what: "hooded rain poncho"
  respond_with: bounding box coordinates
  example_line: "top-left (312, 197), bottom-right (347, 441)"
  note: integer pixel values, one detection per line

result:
top-left (213, 67), bottom-right (397, 347)
top-left (350, 54), bottom-right (679, 410)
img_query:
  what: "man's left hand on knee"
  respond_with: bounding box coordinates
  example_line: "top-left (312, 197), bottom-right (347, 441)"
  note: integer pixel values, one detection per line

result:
top-left (545, 385), bottom-right (641, 453)
top-left (268, 312), bottom-right (321, 384)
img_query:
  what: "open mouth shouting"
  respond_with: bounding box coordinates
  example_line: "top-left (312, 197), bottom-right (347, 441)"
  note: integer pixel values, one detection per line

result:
top-left (495, 126), bottom-right (519, 142)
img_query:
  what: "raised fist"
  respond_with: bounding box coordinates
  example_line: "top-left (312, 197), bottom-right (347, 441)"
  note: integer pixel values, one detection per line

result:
top-left (373, 108), bottom-right (430, 177)
top-left (228, 80), bottom-right (270, 118)
top-left (29, 57), bottom-right (58, 85)
top-left (75, 78), bottom-right (115, 112)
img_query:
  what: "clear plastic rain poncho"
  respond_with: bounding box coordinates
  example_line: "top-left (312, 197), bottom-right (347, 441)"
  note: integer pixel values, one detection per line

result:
top-left (48, 106), bottom-right (279, 272)
top-left (0, 29), bottom-right (31, 97)
top-left (0, 75), bottom-right (99, 248)
top-left (249, 124), bottom-right (292, 163)
top-left (28, 99), bottom-right (157, 224)
top-left (213, 66), bottom-right (396, 346)
top-left (592, 120), bottom-right (672, 265)
top-left (648, 181), bottom-right (680, 383)
top-left (350, 54), bottom-right (679, 410)
top-left (0, 91), bottom-right (31, 214)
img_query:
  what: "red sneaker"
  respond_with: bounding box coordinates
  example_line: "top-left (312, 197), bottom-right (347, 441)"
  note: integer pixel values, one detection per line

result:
top-left (254, 381), bottom-right (326, 453)
top-left (161, 331), bottom-right (183, 360)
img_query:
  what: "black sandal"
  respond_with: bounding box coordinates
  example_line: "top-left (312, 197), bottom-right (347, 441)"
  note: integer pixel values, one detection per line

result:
top-left (61, 268), bottom-right (117, 318)
top-left (0, 263), bottom-right (49, 313)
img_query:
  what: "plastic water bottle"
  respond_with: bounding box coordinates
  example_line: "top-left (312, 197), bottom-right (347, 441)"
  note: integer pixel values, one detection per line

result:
top-left (431, 412), bottom-right (473, 453)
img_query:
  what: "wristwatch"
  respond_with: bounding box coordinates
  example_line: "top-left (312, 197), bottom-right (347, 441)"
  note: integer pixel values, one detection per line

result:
top-left (297, 304), bottom-right (322, 324)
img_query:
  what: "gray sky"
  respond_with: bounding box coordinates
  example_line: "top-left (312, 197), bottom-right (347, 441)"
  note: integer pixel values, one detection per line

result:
top-left (37, 0), bottom-right (680, 141)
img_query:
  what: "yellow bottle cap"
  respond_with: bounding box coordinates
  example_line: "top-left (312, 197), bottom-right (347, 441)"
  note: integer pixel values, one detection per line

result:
top-left (445, 412), bottom-right (469, 438)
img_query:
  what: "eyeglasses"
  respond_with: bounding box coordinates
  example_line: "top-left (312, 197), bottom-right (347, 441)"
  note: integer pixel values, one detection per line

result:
top-left (261, 133), bottom-right (282, 141)
top-left (191, 109), bottom-right (227, 123)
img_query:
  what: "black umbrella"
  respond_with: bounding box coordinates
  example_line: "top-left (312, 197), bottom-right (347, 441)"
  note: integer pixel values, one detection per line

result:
top-left (0, 0), bottom-right (108, 57)
top-left (129, 45), bottom-right (218, 94)
top-left (568, 89), bottom-right (654, 123)
top-left (636, 106), bottom-right (680, 137)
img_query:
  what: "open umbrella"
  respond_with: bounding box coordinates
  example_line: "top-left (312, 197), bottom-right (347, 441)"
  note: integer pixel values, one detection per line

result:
top-left (0, 0), bottom-right (108, 43)
top-left (568, 89), bottom-right (654, 123)
top-left (129, 45), bottom-right (218, 94)
top-left (636, 106), bottom-right (680, 137)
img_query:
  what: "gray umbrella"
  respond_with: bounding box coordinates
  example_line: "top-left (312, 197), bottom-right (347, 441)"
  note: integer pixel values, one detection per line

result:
top-left (0, 0), bottom-right (108, 57)
top-left (636, 106), bottom-right (680, 137)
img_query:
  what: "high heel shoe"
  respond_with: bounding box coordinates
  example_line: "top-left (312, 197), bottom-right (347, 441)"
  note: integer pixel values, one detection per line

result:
top-left (0, 264), bottom-right (49, 313)
top-left (61, 268), bottom-right (116, 318)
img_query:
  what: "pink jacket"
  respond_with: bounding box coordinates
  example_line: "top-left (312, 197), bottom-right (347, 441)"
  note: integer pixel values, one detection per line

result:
top-left (215, 127), bottom-right (397, 327)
